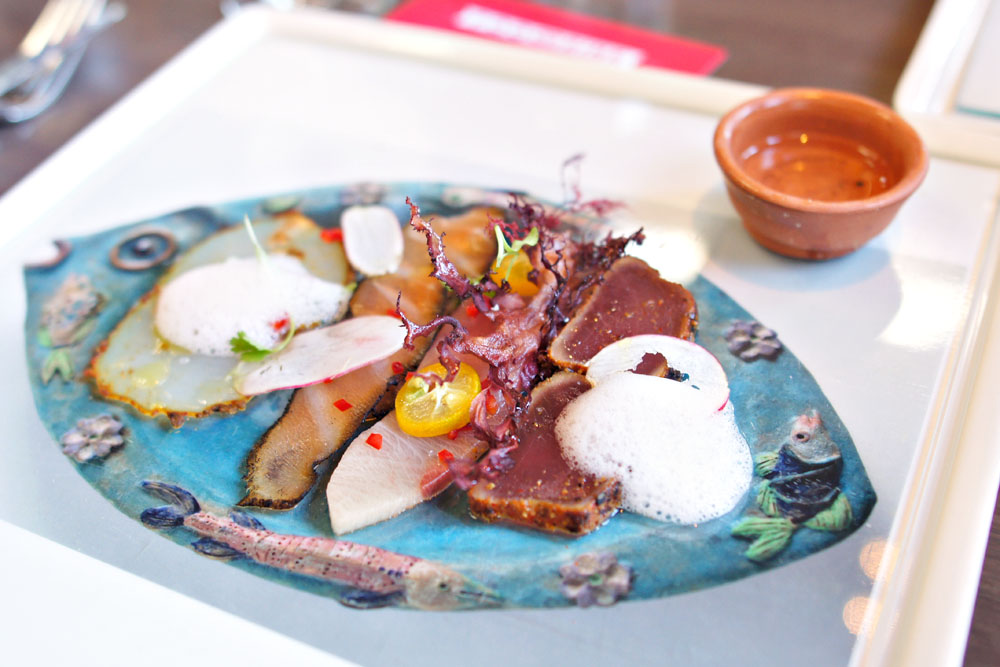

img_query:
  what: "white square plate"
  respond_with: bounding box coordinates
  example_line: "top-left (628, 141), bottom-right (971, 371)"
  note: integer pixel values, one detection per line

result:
top-left (2, 7), bottom-right (1000, 666)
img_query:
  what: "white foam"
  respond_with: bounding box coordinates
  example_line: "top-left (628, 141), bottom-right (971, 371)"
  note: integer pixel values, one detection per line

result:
top-left (555, 372), bottom-right (751, 524)
top-left (154, 255), bottom-right (350, 356)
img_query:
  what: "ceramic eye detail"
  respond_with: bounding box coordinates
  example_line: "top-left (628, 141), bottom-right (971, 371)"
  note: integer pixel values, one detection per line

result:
top-left (110, 229), bottom-right (177, 271)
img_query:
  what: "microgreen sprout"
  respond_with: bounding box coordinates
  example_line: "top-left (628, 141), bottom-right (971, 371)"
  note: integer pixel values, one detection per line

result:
top-left (493, 224), bottom-right (539, 280)
top-left (242, 215), bottom-right (273, 279)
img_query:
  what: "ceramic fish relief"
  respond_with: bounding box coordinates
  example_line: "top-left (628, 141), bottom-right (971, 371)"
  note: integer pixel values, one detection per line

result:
top-left (23, 182), bottom-right (877, 609)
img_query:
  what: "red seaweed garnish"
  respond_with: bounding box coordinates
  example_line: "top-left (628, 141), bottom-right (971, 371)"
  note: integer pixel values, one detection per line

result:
top-left (400, 182), bottom-right (637, 488)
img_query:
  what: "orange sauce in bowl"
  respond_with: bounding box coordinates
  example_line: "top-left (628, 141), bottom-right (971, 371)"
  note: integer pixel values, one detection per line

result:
top-left (740, 132), bottom-right (896, 202)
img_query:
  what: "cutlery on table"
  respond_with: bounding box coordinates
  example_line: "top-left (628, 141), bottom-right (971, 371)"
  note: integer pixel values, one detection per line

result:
top-left (0, 0), bottom-right (125, 124)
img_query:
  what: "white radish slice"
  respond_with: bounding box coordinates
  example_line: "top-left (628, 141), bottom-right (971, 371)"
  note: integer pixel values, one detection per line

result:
top-left (234, 315), bottom-right (405, 395)
top-left (327, 411), bottom-right (486, 535)
top-left (341, 205), bottom-right (404, 276)
top-left (585, 334), bottom-right (729, 411)
top-left (556, 372), bottom-right (751, 524)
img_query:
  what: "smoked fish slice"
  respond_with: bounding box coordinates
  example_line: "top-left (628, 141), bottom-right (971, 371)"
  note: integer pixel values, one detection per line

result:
top-left (239, 208), bottom-right (499, 509)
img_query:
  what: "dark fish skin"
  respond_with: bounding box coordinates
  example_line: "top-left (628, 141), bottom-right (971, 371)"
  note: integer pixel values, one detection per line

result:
top-left (766, 412), bottom-right (843, 522)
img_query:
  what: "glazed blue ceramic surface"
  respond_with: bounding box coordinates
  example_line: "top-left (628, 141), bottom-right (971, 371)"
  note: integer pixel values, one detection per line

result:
top-left (23, 182), bottom-right (876, 609)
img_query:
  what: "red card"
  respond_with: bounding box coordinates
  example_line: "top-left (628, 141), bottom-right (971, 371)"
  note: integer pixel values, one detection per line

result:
top-left (386, 0), bottom-right (727, 75)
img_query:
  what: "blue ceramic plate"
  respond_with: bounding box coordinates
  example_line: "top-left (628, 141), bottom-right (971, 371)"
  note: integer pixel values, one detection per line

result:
top-left (23, 182), bottom-right (876, 610)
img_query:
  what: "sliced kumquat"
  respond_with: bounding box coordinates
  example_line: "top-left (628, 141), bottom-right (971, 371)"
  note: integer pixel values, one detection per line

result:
top-left (395, 362), bottom-right (481, 437)
top-left (491, 249), bottom-right (539, 297)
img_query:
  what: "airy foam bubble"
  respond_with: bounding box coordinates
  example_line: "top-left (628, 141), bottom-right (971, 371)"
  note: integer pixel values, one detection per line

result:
top-left (155, 255), bottom-right (350, 356)
top-left (555, 372), bottom-right (751, 524)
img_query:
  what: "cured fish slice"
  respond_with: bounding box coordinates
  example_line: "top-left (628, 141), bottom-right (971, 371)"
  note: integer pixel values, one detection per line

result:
top-left (326, 301), bottom-right (493, 534)
top-left (89, 213), bottom-right (350, 425)
top-left (240, 208), bottom-right (499, 509)
top-left (548, 256), bottom-right (698, 371)
top-left (467, 372), bottom-right (622, 535)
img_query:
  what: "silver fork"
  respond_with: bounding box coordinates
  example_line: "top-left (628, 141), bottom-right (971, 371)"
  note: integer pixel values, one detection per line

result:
top-left (0, 0), bottom-right (121, 124)
top-left (0, 0), bottom-right (99, 97)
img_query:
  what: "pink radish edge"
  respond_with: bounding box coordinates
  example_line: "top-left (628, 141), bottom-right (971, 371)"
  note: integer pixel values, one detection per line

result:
top-left (234, 315), bottom-right (405, 396)
top-left (584, 334), bottom-right (730, 412)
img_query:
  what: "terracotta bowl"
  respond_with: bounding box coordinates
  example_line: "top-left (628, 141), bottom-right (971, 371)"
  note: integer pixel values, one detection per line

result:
top-left (713, 88), bottom-right (928, 260)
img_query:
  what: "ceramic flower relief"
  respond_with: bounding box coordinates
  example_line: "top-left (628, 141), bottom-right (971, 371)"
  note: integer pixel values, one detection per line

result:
top-left (559, 552), bottom-right (632, 607)
top-left (724, 320), bottom-right (782, 362)
top-left (110, 230), bottom-right (177, 271)
top-left (38, 273), bottom-right (104, 383)
top-left (60, 415), bottom-right (125, 462)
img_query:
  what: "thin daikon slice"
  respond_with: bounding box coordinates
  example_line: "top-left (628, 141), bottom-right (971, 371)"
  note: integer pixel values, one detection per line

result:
top-left (234, 315), bottom-right (405, 395)
top-left (327, 411), bottom-right (486, 535)
top-left (341, 205), bottom-right (404, 276)
top-left (585, 334), bottom-right (729, 411)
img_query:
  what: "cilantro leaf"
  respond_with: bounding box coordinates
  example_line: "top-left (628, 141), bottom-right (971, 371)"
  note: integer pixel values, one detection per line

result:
top-left (229, 332), bottom-right (273, 362)
top-left (230, 320), bottom-right (296, 363)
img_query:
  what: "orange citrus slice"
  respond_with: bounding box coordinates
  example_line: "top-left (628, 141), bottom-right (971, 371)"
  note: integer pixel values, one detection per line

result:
top-left (395, 362), bottom-right (482, 437)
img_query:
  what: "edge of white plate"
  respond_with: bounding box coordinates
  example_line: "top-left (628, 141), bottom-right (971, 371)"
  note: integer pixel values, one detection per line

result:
top-left (1, 6), bottom-right (999, 667)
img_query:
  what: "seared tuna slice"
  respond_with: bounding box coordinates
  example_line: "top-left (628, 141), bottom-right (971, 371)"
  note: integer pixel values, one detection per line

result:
top-left (467, 372), bottom-right (621, 535)
top-left (548, 256), bottom-right (698, 370)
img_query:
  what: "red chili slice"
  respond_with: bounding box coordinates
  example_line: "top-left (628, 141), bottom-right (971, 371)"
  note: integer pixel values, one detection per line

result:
top-left (333, 398), bottom-right (352, 412)
top-left (391, 361), bottom-right (406, 375)
top-left (465, 303), bottom-right (478, 318)
top-left (320, 228), bottom-right (343, 243)
top-left (437, 449), bottom-right (454, 462)
top-left (366, 433), bottom-right (383, 450)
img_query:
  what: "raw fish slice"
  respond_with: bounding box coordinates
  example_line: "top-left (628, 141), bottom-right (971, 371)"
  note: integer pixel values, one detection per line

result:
top-left (89, 214), bottom-right (349, 425)
top-left (467, 372), bottom-right (622, 535)
top-left (548, 256), bottom-right (698, 370)
top-left (90, 295), bottom-right (245, 419)
top-left (327, 412), bottom-right (487, 535)
top-left (341, 205), bottom-right (404, 276)
top-left (239, 208), bottom-right (499, 509)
